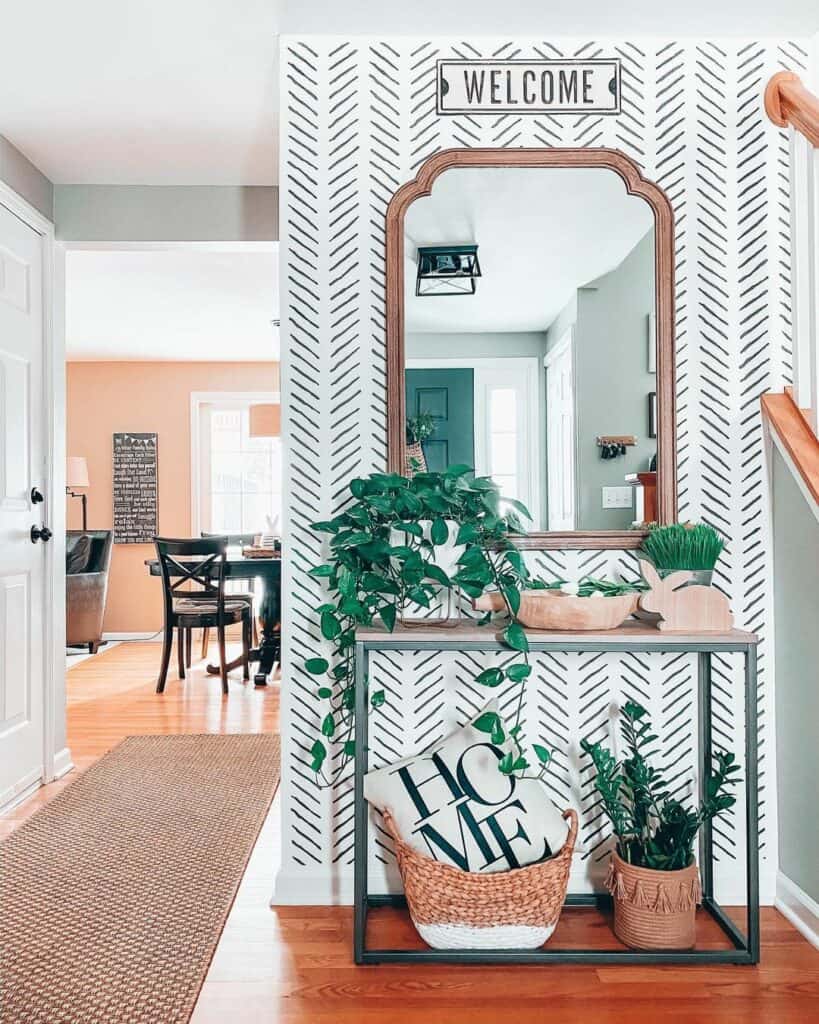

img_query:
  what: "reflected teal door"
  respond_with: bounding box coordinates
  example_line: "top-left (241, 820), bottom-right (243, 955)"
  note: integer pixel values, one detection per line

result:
top-left (405, 368), bottom-right (475, 473)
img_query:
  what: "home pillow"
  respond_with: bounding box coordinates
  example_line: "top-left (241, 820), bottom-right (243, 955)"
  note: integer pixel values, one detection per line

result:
top-left (66, 534), bottom-right (92, 575)
top-left (364, 703), bottom-right (569, 874)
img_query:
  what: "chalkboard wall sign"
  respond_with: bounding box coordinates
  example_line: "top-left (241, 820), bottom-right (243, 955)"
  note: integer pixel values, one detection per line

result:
top-left (112, 432), bottom-right (158, 544)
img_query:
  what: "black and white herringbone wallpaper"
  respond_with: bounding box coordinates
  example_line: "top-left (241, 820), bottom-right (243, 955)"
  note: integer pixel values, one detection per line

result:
top-left (276, 37), bottom-right (808, 904)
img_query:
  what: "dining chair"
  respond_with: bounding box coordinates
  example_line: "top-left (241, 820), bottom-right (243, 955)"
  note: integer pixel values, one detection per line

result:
top-left (198, 532), bottom-right (259, 657)
top-left (154, 536), bottom-right (252, 695)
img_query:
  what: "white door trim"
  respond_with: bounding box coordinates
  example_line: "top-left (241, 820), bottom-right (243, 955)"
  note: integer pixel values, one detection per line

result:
top-left (189, 390), bottom-right (280, 536)
top-left (0, 181), bottom-right (65, 790)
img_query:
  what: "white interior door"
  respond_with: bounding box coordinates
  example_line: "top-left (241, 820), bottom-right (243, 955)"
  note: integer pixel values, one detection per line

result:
top-left (0, 201), bottom-right (46, 808)
top-left (546, 332), bottom-right (576, 531)
top-left (473, 360), bottom-right (541, 529)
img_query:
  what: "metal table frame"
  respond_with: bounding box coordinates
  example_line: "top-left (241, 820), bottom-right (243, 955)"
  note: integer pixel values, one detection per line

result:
top-left (353, 626), bottom-right (760, 965)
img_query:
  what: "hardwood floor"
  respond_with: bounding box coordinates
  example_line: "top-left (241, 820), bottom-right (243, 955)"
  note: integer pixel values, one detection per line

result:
top-left (4, 641), bottom-right (819, 1023)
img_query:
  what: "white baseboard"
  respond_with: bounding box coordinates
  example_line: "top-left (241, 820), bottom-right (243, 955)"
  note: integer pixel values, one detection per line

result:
top-left (53, 747), bottom-right (74, 780)
top-left (0, 769), bottom-right (43, 814)
top-left (272, 868), bottom-right (354, 906)
top-left (775, 871), bottom-right (819, 950)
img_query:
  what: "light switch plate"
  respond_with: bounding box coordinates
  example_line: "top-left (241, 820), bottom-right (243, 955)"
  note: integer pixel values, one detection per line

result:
top-left (602, 486), bottom-right (633, 510)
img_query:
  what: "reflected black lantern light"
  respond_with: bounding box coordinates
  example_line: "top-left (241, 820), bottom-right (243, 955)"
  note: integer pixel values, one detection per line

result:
top-left (415, 244), bottom-right (481, 296)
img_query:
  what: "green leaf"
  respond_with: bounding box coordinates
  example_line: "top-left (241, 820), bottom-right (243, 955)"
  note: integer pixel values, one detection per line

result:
top-left (321, 713), bottom-right (336, 737)
top-left (408, 586), bottom-right (431, 608)
top-left (381, 603), bottom-right (396, 632)
top-left (310, 739), bottom-right (326, 772)
top-left (455, 522), bottom-right (480, 545)
top-left (475, 667), bottom-right (504, 688)
top-left (533, 744), bottom-right (551, 766)
top-left (505, 662), bottom-right (532, 683)
top-left (305, 657), bottom-right (329, 675)
top-left (350, 478), bottom-right (367, 498)
top-left (317, 686), bottom-right (332, 699)
top-left (445, 464), bottom-right (473, 477)
top-left (502, 584), bottom-right (520, 616)
top-left (498, 751), bottom-right (515, 774)
top-left (473, 711), bottom-right (501, 734)
top-left (310, 520), bottom-right (340, 534)
top-left (491, 724), bottom-right (506, 745)
top-left (504, 497), bottom-right (532, 521)
top-left (430, 517), bottom-right (450, 545)
top-left (343, 739), bottom-right (356, 757)
top-left (503, 622), bottom-right (529, 652)
top-left (308, 564), bottom-right (335, 578)
top-left (425, 564), bottom-right (450, 588)
top-left (504, 549), bottom-right (525, 574)
top-left (320, 610), bottom-right (342, 641)
top-left (370, 689), bottom-right (386, 708)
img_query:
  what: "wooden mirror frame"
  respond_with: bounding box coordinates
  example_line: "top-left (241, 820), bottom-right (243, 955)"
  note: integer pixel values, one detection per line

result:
top-left (386, 147), bottom-right (676, 549)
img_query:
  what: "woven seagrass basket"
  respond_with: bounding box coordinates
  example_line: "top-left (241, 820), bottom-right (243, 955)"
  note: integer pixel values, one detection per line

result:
top-left (606, 851), bottom-right (701, 950)
top-left (383, 808), bottom-right (578, 949)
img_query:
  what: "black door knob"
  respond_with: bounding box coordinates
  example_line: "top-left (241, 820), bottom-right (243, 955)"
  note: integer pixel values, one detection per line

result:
top-left (31, 487), bottom-right (45, 504)
top-left (31, 525), bottom-right (53, 543)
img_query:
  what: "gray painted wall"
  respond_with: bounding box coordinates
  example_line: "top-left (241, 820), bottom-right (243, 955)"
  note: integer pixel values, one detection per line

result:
top-left (54, 185), bottom-right (278, 241)
top-left (568, 230), bottom-right (656, 531)
top-left (772, 448), bottom-right (819, 904)
top-left (0, 135), bottom-right (53, 221)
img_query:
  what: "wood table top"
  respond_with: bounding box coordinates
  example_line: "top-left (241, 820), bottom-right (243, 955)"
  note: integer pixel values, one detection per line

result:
top-left (356, 618), bottom-right (758, 648)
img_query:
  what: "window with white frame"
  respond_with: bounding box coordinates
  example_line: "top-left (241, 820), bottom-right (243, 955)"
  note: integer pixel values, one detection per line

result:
top-left (194, 397), bottom-right (281, 536)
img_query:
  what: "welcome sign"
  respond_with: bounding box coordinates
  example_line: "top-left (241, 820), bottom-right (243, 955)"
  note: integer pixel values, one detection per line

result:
top-left (437, 58), bottom-right (621, 116)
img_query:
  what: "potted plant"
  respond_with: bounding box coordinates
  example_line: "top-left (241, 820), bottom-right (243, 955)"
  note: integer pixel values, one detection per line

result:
top-left (640, 522), bottom-right (725, 586)
top-left (304, 466), bottom-right (545, 786)
top-left (581, 700), bottom-right (740, 950)
top-left (405, 413), bottom-right (436, 475)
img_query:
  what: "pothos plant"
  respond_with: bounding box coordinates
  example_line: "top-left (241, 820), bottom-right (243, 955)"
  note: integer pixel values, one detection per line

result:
top-left (304, 465), bottom-right (551, 787)
top-left (581, 700), bottom-right (740, 870)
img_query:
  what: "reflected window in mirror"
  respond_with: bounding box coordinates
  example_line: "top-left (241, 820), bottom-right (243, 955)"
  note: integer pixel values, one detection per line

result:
top-left (402, 165), bottom-right (659, 534)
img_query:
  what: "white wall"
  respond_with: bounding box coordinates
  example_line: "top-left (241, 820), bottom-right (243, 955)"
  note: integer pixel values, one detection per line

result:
top-left (0, 135), bottom-right (53, 221)
top-left (276, 34), bottom-right (810, 906)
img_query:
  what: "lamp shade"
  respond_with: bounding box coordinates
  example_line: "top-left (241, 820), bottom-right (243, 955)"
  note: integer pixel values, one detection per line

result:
top-left (66, 456), bottom-right (90, 488)
top-left (249, 403), bottom-right (281, 438)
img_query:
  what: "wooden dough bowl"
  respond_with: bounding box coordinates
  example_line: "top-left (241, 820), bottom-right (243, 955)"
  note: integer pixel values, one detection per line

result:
top-left (474, 590), bottom-right (639, 631)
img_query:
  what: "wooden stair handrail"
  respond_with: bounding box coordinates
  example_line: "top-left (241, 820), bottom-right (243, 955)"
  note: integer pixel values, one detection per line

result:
top-left (764, 72), bottom-right (819, 148)
top-left (761, 390), bottom-right (819, 511)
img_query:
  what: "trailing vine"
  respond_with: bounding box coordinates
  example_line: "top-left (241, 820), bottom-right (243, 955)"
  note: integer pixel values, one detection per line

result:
top-left (303, 466), bottom-right (551, 787)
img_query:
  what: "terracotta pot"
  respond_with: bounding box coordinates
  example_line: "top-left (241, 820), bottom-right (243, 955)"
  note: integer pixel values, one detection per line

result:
top-left (606, 851), bottom-right (701, 950)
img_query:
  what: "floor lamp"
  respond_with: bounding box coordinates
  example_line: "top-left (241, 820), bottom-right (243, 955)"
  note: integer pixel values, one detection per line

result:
top-left (66, 456), bottom-right (89, 530)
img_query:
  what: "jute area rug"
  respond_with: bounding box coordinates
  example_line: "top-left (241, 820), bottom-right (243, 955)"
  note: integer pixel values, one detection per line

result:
top-left (0, 733), bottom-right (280, 1024)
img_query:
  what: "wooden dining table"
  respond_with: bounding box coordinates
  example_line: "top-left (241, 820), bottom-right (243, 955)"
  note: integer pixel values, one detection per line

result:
top-left (145, 553), bottom-right (281, 685)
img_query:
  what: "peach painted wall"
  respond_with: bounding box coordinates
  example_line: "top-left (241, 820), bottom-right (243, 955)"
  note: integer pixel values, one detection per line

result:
top-left (66, 361), bottom-right (280, 633)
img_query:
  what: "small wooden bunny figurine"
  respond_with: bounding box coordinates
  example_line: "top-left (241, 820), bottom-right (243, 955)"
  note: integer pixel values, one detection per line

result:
top-left (637, 558), bottom-right (733, 632)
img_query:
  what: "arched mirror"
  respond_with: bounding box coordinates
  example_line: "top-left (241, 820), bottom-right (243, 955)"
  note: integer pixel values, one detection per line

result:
top-left (385, 148), bottom-right (675, 549)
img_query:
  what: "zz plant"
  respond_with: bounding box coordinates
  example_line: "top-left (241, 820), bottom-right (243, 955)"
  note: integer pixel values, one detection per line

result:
top-left (581, 700), bottom-right (740, 870)
top-left (304, 466), bottom-right (549, 787)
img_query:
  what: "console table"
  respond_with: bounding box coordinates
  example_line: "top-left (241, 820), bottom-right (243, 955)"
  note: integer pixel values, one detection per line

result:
top-left (354, 621), bottom-right (760, 965)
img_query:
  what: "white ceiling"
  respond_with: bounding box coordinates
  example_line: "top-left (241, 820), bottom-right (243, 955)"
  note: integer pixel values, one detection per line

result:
top-left (0, 2), bottom-right (815, 187)
top-left (66, 248), bottom-right (279, 361)
top-left (283, 1), bottom-right (819, 36)
top-left (0, 1), bottom-right (280, 185)
top-left (404, 167), bottom-right (654, 334)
